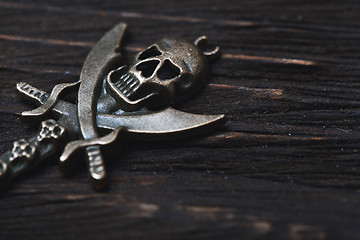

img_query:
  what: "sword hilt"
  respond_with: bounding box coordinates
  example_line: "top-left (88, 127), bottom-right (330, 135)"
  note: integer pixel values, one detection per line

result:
top-left (59, 127), bottom-right (125, 190)
top-left (18, 81), bottom-right (80, 121)
top-left (86, 145), bottom-right (108, 190)
top-left (0, 136), bottom-right (39, 185)
top-left (17, 82), bottom-right (49, 105)
top-left (0, 119), bottom-right (66, 186)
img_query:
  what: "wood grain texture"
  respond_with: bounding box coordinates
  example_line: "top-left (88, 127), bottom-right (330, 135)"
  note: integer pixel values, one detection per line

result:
top-left (0, 0), bottom-right (360, 239)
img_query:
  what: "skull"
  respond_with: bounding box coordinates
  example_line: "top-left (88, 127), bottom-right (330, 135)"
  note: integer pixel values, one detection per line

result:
top-left (106, 36), bottom-right (218, 111)
top-left (9, 139), bottom-right (37, 168)
top-left (37, 119), bottom-right (65, 142)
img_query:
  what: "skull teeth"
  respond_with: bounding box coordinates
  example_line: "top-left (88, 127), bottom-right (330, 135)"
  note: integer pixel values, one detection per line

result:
top-left (114, 73), bottom-right (140, 97)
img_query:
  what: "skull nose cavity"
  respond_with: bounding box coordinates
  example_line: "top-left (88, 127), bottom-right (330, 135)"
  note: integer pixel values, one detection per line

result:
top-left (138, 46), bottom-right (162, 60)
top-left (136, 60), bottom-right (160, 78)
top-left (114, 72), bottom-right (140, 97)
top-left (158, 60), bottom-right (181, 80)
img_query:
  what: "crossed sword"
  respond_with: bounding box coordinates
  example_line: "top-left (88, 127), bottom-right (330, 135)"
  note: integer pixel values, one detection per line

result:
top-left (0, 23), bottom-right (225, 190)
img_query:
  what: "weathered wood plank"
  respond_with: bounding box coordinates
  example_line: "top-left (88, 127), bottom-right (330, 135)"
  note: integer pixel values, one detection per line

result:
top-left (0, 0), bottom-right (360, 239)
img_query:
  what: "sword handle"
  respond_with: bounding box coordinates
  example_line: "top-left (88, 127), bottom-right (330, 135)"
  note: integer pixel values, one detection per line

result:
top-left (86, 145), bottom-right (108, 190)
top-left (0, 136), bottom-right (39, 185)
top-left (17, 82), bottom-right (49, 105)
top-left (0, 119), bottom-right (66, 187)
top-left (59, 127), bottom-right (125, 190)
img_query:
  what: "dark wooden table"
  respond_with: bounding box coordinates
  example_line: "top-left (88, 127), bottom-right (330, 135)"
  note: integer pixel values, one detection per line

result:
top-left (0, 1), bottom-right (359, 239)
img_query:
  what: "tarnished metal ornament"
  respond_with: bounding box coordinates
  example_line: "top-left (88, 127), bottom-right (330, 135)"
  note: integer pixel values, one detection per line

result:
top-left (106, 36), bottom-right (209, 111)
top-left (0, 23), bottom-right (225, 190)
top-left (37, 119), bottom-right (66, 142)
top-left (9, 139), bottom-right (37, 168)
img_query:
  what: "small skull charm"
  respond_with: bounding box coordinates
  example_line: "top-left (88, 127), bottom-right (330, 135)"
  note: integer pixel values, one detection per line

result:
top-left (106, 36), bottom-right (220, 112)
top-left (37, 119), bottom-right (65, 142)
top-left (9, 139), bottom-right (37, 167)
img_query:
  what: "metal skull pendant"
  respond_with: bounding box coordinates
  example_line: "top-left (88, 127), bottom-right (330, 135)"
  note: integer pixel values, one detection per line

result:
top-left (106, 36), bottom-right (220, 112)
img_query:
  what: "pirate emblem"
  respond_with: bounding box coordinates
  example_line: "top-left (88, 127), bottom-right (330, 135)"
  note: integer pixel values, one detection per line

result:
top-left (0, 23), bottom-right (225, 190)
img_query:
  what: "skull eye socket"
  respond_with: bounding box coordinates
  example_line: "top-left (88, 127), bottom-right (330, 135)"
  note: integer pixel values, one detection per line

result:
top-left (157, 60), bottom-right (181, 80)
top-left (136, 60), bottom-right (160, 78)
top-left (138, 46), bottom-right (162, 60)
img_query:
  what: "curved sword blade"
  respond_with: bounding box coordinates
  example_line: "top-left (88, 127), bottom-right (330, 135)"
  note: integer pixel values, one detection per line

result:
top-left (17, 82), bottom-right (226, 139)
top-left (77, 23), bottom-right (127, 190)
top-left (97, 107), bottom-right (226, 140)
